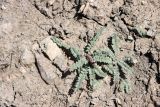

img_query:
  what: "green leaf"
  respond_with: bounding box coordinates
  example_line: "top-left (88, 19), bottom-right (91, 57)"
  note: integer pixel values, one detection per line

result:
top-left (74, 69), bottom-right (87, 91)
top-left (111, 34), bottom-right (120, 54)
top-left (51, 37), bottom-right (69, 49)
top-left (88, 68), bottom-right (98, 89)
top-left (70, 57), bottom-right (88, 71)
top-left (84, 27), bottom-right (105, 53)
top-left (120, 79), bottom-right (131, 93)
top-left (93, 55), bottom-right (112, 64)
top-left (105, 48), bottom-right (116, 60)
top-left (93, 48), bottom-right (116, 60)
top-left (117, 60), bottom-right (133, 74)
top-left (52, 37), bottom-right (81, 61)
top-left (69, 47), bottom-right (81, 60)
top-left (103, 65), bottom-right (114, 75)
top-left (94, 66), bottom-right (107, 78)
top-left (112, 69), bottom-right (120, 83)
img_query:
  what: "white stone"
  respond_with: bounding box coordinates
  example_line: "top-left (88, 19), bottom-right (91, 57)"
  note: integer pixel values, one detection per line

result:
top-left (132, 58), bottom-right (138, 64)
top-left (147, 29), bottom-right (155, 37)
top-left (1, 5), bottom-right (6, 10)
top-left (141, 1), bottom-right (147, 5)
top-left (40, 37), bottom-right (62, 61)
top-left (20, 49), bottom-right (35, 65)
top-left (47, 0), bottom-right (55, 6)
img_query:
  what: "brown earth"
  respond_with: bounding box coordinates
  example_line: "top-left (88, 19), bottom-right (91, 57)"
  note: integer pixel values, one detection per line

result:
top-left (0, 0), bottom-right (160, 107)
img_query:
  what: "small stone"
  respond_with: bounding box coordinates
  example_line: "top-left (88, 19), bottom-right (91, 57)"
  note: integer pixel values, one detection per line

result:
top-left (132, 58), bottom-right (138, 64)
top-left (34, 52), bottom-right (58, 84)
top-left (49, 27), bottom-right (56, 35)
top-left (114, 16), bottom-right (119, 21)
top-left (40, 37), bottom-right (62, 61)
top-left (147, 29), bottom-right (155, 37)
top-left (103, 76), bottom-right (111, 85)
top-left (135, 38), bottom-right (152, 54)
top-left (20, 49), bottom-right (35, 66)
top-left (89, 0), bottom-right (94, 3)
top-left (123, 16), bottom-right (133, 26)
top-left (115, 98), bottom-right (122, 105)
top-left (127, 35), bottom-right (134, 41)
top-left (19, 66), bottom-right (27, 74)
top-left (53, 55), bottom-right (68, 72)
top-left (47, 0), bottom-right (55, 6)
top-left (1, 5), bottom-right (6, 10)
top-left (141, 1), bottom-right (147, 5)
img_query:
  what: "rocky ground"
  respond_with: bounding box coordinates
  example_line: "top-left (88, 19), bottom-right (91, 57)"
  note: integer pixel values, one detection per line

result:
top-left (0, 0), bottom-right (160, 107)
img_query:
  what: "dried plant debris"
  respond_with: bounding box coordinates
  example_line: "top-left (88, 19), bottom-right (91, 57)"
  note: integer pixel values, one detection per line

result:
top-left (51, 27), bottom-right (134, 94)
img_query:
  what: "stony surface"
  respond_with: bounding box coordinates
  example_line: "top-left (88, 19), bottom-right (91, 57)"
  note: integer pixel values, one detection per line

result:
top-left (0, 0), bottom-right (160, 106)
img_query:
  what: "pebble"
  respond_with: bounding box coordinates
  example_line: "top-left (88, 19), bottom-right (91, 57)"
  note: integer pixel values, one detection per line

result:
top-left (1, 5), bottom-right (6, 10)
top-left (135, 38), bottom-right (152, 54)
top-left (40, 37), bottom-right (62, 61)
top-left (127, 35), bottom-right (134, 41)
top-left (19, 66), bottom-right (27, 74)
top-left (147, 29), bottom-right (155, 37)
top-left (34, 52), bottom-right (58, 84)
top-left (141, 1), bottom-right (147, 5)
top-left (53, 55), bottom-right (68, 72)
top-left (47, 0), bottom-right (55, 6)
top-left (132, 57), bottom-right (138, 64)
top-left (20, 49), bottom-right (35, 66)
top-left (123, 16), bottom-right (134, 26)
